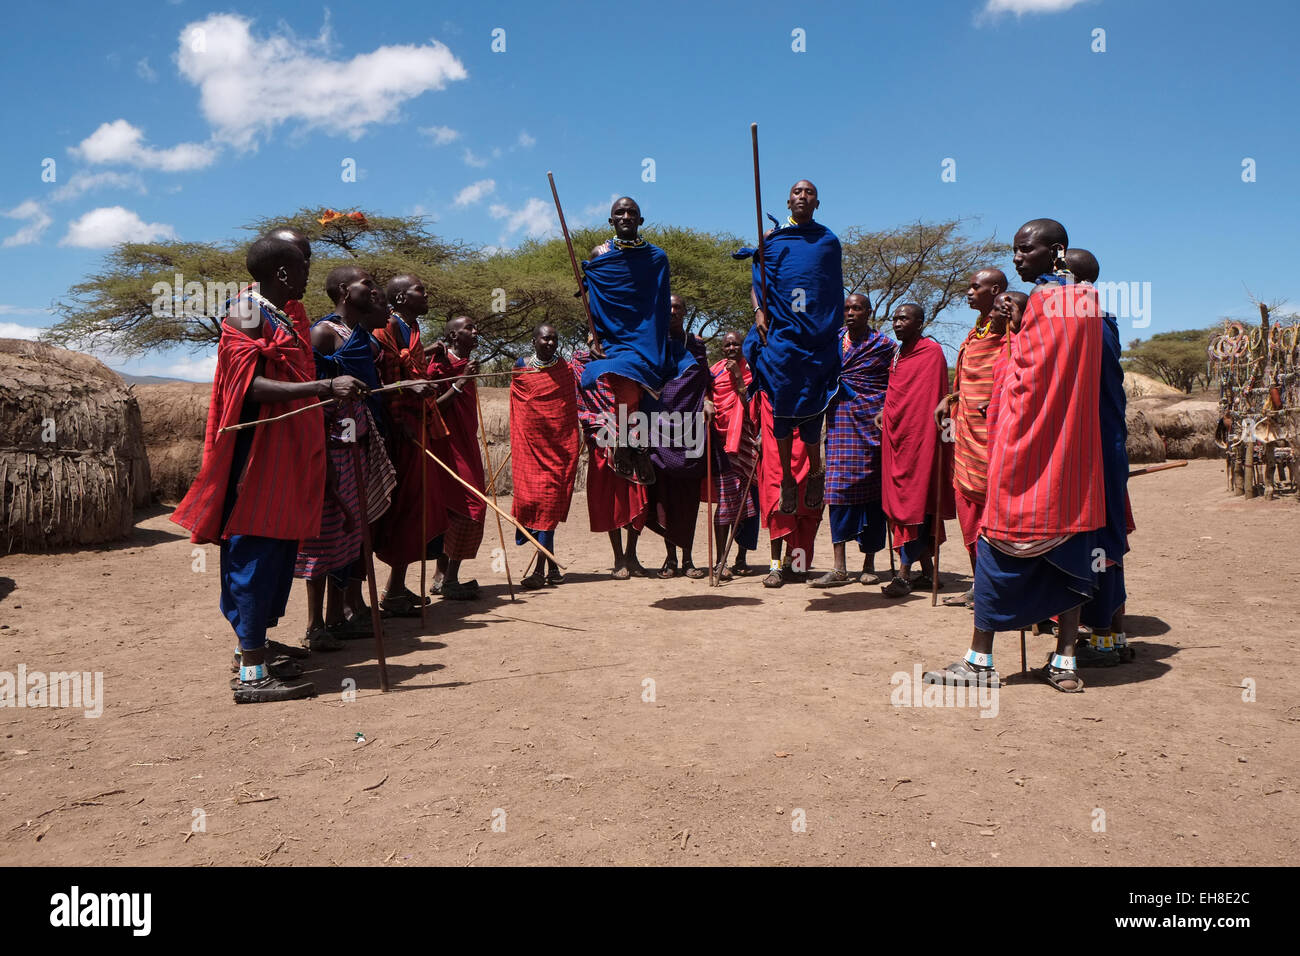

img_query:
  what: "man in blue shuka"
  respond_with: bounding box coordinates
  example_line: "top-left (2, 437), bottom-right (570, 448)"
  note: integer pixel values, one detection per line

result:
top-left (742, 180), bottom-right (845, 515)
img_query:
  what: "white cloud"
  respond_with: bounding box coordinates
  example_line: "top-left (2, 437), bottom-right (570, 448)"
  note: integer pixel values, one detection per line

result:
top-left (462, 147), bottom-right (489, 168)
top-left (71, 119), bottom-right (213, 172)
top-left (51, 171), bottom-right (146, 202)
top-left (489, 197), bottom-right (556, 242)
top-left (517, 130), bottom-right (536, 148)
top-left (0, 305), bottom-right (52, 316)
top-left (2, 200), bottom-right (54, 247)
top-left (982, 0), bottom-right (1088, 14)
top-left (136, 57), bottom-right (158, 81)
top-left (453, 179), bottom-right (496, 207)
top-left (60, 206), bottom-right (177, 248)
top-left (580, 193), bottom-right (621, 224)
top-left (420, 125), bottom-right (460, 145)
top-left (176, 14), bottom-right (468, 150)
top-left (0, 322), bottom-right (46, 341)
top-left (165, 354), bottom-right (218, 381)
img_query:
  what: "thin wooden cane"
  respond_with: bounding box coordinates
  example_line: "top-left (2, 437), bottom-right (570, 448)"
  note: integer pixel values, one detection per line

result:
top-left (887, 517), bottom-right (897, 577)
top-left (420, 400), bottom-right (428, 628)
top-left (930, 444), bottom-right (944, 607)
top-left (411, 439), bottom-right (564, 567)
top-left (350, 443), bottom-right (389, 692)
top-left (706, 415), bottom-right (715, 586)
top-left (474, 387), bottom-right (515, 601)
top-left (1020, 630), bottom-right (1028, 674)
top-left (750, 124), bottom-right (770, 344)
top-left (716, 422), bottom-right (760, 576)
top-left (548, 171), bottom-right (602, 355)
top-left (487, 448), bottom-right (513, 492)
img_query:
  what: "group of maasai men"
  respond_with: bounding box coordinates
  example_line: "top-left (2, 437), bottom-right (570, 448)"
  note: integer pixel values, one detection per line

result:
top-left (176, 183), bottom-right (1133, 703)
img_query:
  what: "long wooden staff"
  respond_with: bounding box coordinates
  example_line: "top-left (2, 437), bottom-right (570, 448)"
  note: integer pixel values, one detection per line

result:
top-left (706, 412), bottom-right (715, 586)
top-left (750, 123), bottom-right (770, 345)
top-left (475, 387), bottom-right (515, 601)
top-left (716, 409), bottom-right (762, 578)
top-left (488, 448), bottom-right (512, 491)
top-left (350, 441), bottom-right (389, 692)
top-left (929, 438), bottom-right (944, 607)
top-left (548, 171), bottom-right (602, 357)
top-left (1129, 460), bottom-right (1189, 478)
top-left (412, 439), bottom-right (564, 568)
top-left (219, 369), bottom-right (535, 434)
top-left (420, 400), bottom-right (428, 627)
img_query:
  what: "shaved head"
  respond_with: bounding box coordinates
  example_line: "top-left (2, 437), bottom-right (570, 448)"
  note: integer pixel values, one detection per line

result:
top-left (263, 227), bottom-right (311, 263)
top-left (974, 268), bottom-right (1007, 292)
top-left (1064, 248), bottom-right (1100, 283)
top-left (324, 265), bottom-right (366, 305)
top-left (1019, 218), bottom-right (1069, 249)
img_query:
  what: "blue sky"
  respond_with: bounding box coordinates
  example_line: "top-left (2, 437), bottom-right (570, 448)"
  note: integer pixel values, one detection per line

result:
top-left (2, 0), bottom-right (1298, 379)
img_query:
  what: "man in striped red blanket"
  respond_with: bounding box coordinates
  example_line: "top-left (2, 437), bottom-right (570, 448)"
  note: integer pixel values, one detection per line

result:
top-left (925, 219), bottom-right (1104, 693)
top-left (371, 274), bottom-right (449, 615)
top-left (173, 235), bottom-right (367, 703)
top-left (880, 303), bottom-right (954, 598)
top-left (704, 331), bottom-right (760, 580)
top-left (810, 293), bottom-right (894, 588)
top-left (933, 269), bottom-right (1008, 608)
top-left (511, 323), bottom-right (579, 588)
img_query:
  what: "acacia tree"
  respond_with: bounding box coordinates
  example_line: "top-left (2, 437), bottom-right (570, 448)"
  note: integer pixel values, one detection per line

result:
top-left (1123, 328), bottom-right (1217, 393)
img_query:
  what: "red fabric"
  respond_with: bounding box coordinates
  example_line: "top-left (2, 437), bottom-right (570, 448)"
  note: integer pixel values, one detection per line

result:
top-left (172, 298), bottom-right (323, 544)
top-left (881, 337), bottom-right (955, 529)
top-left (890, 519), bottom-right (945, 552)
top-left (710, 358), bottom-right (752, 455)
top-left (510, 361), bottom-right (580, 531)
top-left (955, 485), bottom-right (982, 551)
top-left (772, 512), bottom-right (820, 569)
top-left (443, 510), bottom-right (485, 560)
top-left (606, 374), bottom-right (641, 416)
top-left (1124, 492), bottom-right (1136, 536)
top-left (427, 351), bottom-right (487, 522)
top-left (756, 392), bottom-right (818, 529)
top-left (952, 328), bottom-right (1003, 500)
top-left (372, 317), bottom-right (449, 565)
top-left (982, 285), bottom-right (1104, 541)
top-left (585, 440), bottom-right (647, 533)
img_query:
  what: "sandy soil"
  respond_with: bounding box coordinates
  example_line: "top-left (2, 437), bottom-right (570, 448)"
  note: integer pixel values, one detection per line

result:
top-left (1, 459), bottom-right (1297, 866)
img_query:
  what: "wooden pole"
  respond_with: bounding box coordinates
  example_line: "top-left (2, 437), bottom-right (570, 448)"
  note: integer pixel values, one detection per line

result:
top-left (350, 442), bottom-right (389, 693)
top-left (548, 171), bottom-right (603, 357)
top-left (412, 439), bottom-right (564, 568)
top-left (487, 448), bottom-right (512, 493)
top-left (1020, 630), bottom-right (1028, 674)
top-left (475, 386), bottom-right (515, 601)
top-left (706, 413), bottom-right (715, 586)
top-left (887, 517), bottom-right (897, 578)
top-left (1128, 460), bottom-right (1189, 478)
top-left (750, 123), bottom-right (770, 344)
top-left (420, 400), bottom-right (428, 628)
top-left (930, 442), bottom-right (944, 607)
top-left (716, 413), bottom-right (761, 575)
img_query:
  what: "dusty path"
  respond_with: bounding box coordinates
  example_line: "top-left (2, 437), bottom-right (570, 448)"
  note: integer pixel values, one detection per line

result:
top-left (1, 460), bottom-right (1296, 866)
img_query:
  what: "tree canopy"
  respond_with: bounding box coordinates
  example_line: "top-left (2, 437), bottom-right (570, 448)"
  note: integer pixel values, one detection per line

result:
top-left (1123, 328), bottom-right (1216, 393)
top-left (43, 208), bottom-right (1006, 368)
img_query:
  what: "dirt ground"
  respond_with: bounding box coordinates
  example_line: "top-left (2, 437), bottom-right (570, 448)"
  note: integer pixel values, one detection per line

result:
top-left (1, 458), bottom-right (1297, 866)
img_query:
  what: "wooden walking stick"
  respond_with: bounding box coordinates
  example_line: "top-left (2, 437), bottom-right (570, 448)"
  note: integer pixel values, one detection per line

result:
top-left (475, 386), bottom-right (515, 601)
top-left (420, 400), bottom-right (428, 628)
top-left (1129, 460), bottom-right (1189, 478)
top-left (930, 444), bottom-right (944, 607)
top-left (548, 171), bottom-right (603, 358)
top-left (716, 413), bottom-right (761, 576)
top-left (706, 412), bottom-right (715, 586)
top-left (350, 441), bottom-right (389, 692)
top-left (412, 439), bottom-right (565, 568)
top-left (750, 123), bottom-right (771, 345)
top-left (887, 517), bottom-right (897, 578)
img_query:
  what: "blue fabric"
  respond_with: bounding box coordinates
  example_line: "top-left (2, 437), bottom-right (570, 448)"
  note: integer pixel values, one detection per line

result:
top-left (1081, 562), bottom-right (1126, 629)
top-left (899, 518), bottom-right (936, 566)
top-left (643, 334), bottom-right (710, 475)
top-left (516, 527), bottom-right (556, 554)
top-left (731, 509), bottom-right (760, 552)
top-left (313, 314), bottom-right (385, 429)
top-left (829, 500), bottom-right (887, 553)
top-left (737, 220), bottom-right (844, 420)
top-left (1094, 312), bottom-right (1129, 565)
top-left (770, 411), bottom-right (824, 443)
top-left (579, 242), bottom-right (691, 393)
top-left (974, 533), bottom-right (1098, 632)
top-left (220, 534), bottom-right (297, 651)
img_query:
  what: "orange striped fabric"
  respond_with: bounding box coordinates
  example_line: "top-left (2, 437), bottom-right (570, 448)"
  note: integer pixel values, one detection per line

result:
top-left (951, 327), bottom-right (1004, 500)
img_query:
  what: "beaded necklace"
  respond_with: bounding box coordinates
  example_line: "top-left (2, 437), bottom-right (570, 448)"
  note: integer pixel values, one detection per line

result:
top-left (611, 235), bottom-right (647, 250)
top-left (528, 353), bottom-right (560, 370)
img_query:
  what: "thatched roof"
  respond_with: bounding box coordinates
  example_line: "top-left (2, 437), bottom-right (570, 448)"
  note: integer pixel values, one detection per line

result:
top-left (0, 339), bottom-right (150, 552)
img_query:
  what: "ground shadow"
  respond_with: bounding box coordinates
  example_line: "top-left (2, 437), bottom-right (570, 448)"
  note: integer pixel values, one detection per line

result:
top-left (0, 577), bottom-right (14, 604)
top-left (650, 594), bottom-right (764, 611)
top-left (1001, 639), bottom-right (1178, 688)
top-left (1123, 614), bottom-right (1172, 638)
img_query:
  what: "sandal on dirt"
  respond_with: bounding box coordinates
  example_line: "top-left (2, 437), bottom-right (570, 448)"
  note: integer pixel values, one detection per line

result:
top-left (1117, 643), bottom-right (1136, 663)
top-left (441, 580), bottom-right (481, 600)
top-left (942, 588), bottom-right (975, 608)
top-left (762, 570), bottom-right (785, 588)
top-left (230, 653), bottom-right (304, 679)
top-left (266, 639), bottom-right (309, 660)
top-left (325, 619), bottom-right (371, 641)
top-left (911, 572), bottom-right (935, 592)
top-left (657, 558), bottom-right (680, 580)
top-left (809, 568), bottom-right (851, 588)
top-left (521, 570), bottom-right (545, 590)
top-left (881, 575), bottom-right (912, 598)
top-left (922, 660), bottom-right (1001, 689)
top-left (684, 564), bottom-right (708, 579)
top-left (858, 570), bottom-right (883, 586)
top-left (232, 674), bottom-right (317, 704)
top-left (303, 625), bottom-right (344, 653)
top-left (379, 589), bottom-right (428, 618)
top-left (778, 477), bottom-right (797, 514)
top-left (1075, 641), bottom-right (1120, 668)
top-left (611, 565), bottom-right (632, 581)
top-left (731, 561), bottom-right (754, 576)
top-left (1038, 661), bottom-right (1085, 693)
top-left (713, 562), bottom-right (734, 582)
top-left (803, 470), bottom-right (826, 511)
top-left (545, 568), bottom-right (565, 586)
